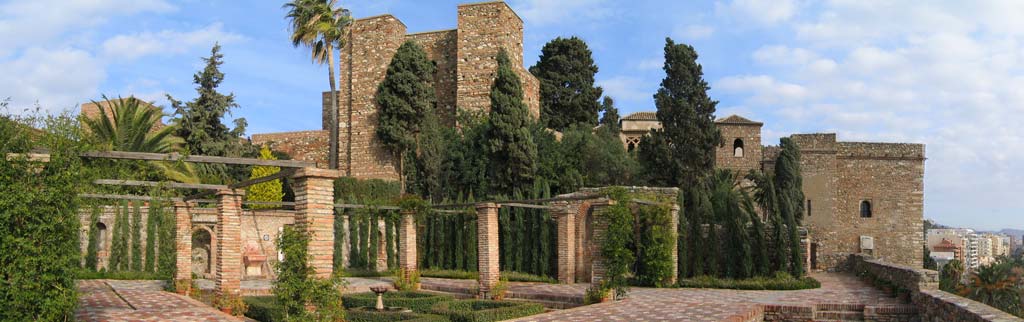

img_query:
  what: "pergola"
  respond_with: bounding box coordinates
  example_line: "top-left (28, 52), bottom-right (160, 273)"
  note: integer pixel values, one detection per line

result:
top-left (61, 151), bottom-right (681, 299)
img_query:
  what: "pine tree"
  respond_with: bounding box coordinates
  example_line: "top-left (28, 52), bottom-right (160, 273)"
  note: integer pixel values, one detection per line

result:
top-left (486, 49), bottom-right (538, 196)
top-left (247, 146), bottom-right (285, 208)
top-left (529, 36), bottom-right (603, 130)
top-left (639, 38), bottom-right (721, 188)
top-left (85, 205), bottom-right (101, 270)
top-left (598, 96), bottom-right (621, 133)
top-left (131, 203), bottom-right (142, 271)
top-left (376, 41), bottom-right (436, 193)
top-left (167, 44), bottom-right (250, 182)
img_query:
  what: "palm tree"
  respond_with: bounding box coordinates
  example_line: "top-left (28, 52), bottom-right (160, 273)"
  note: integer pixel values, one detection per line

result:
top-left (283, 0), bottom-right (351, 171)
top-left (82, 95), bottom-right (197, 182)
top-left (960, 259), bottom-right (1023, 316)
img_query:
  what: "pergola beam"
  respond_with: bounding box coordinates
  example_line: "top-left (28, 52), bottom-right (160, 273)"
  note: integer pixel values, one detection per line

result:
top-left (498, 202), bottom-right (554, 210)
top-left (432, 193), bottom-right (602, 209)
top-left (93, 179), bottom-right (227, 190)
top-left (79, 151), bottom-right (315, 168)
top-left (79, 193), bottom-right (183, 202)
top-left (183, 168), bottom-right (297, 201)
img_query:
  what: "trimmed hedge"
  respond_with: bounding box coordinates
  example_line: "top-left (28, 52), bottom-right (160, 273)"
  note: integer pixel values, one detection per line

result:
top-left (430, 300), bottom-right (544, 322)
top-left (678, 273), bottom-right (820, 290)
top-left (243, 296), bottom-right (283, 322)
top-left (347, 308), bottom-right (449, 322)
top-left (343, 291), bottom-right (454, 313)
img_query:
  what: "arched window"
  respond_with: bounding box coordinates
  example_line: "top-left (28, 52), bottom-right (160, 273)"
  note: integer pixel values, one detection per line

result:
top-left (96, 222), bottom-right (107, 250)
top-left (733, 138), bottom-right (744, 157)
top-left (627, 142), bottom-right (636, 152)
top-left (860, 200), bottom-right (873, 218)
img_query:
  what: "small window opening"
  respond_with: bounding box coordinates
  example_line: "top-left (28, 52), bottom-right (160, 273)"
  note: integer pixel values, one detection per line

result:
top-left (860, 200), bottom-right (873, 218)
top-left (733, 138), bottom-right (744, 157)
top-left (807, 199), bottom-right (812, 217)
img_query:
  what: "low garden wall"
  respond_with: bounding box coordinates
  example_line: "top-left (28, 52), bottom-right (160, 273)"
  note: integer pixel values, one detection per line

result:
top-left (848, 254), bottom-right (1023, 322)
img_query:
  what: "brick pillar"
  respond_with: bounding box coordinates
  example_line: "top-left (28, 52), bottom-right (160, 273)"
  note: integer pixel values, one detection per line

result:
top-left (376, 218), bottom-right (388, 271)
top-left (174, 201), bottom-right (192, 282)
top-left (476, 202), bottom-right (500, 297)
top-left (215, 189), bottom-right (244, 297)
top-left (589, 199), bottom-right (615, 285)
top-left (341, 212), bottom-right (350, 268)
top-left (669, 204), bottom-right (680, 285)
top-left (292, 167), bottom-right (341, 278)
top-left (398, 210), bottom-right (417, 281)
top-left (553, 202), bottom-right (576, 284)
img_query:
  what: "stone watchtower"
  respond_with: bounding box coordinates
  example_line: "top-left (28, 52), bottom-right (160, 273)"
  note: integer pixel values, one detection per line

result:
top-left (327, 1), bottom-right (540, 181)
top-left (714, 115), bottom-right (763, 174)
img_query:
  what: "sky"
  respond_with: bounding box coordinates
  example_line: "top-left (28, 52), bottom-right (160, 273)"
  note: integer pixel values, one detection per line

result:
top-left (2, 0), bottom-right (1023, 230)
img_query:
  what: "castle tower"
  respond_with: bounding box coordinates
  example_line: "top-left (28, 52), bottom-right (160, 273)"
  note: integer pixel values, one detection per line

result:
top-left (714, 114), bottom-right (763, 174)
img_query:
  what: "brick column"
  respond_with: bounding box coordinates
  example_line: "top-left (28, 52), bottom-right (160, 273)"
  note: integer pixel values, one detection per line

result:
top-left (215, 189), bottom-right (244, 297)
top-left (341, 212), bottom-right (350, 268)
top-left (476, 202), bottom-right (500, 297)
top-left (398, 210), bottom-right (418, 281)
top-left (669, 204), bottom-right (680, 285)
top-left (588, 199), bottom-right (615, 285)
top-left (376, 218), bottom-right (388, 271)
top-left (174, 201), bottom-right (192, 282)
top-left (292, 167), bottom-right (341, 279)
top-left (553, 202), bottom-right (576, 284)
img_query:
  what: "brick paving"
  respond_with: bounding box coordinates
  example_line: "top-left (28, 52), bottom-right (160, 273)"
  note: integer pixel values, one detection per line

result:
top-left (508, 273), bottom-right (905, 322)
top-left (75, 280), bottom-right (239, 322)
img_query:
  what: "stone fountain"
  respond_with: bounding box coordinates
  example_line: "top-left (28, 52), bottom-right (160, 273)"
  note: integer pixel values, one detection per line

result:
top-left (370, 286), bottom-right (389, 311)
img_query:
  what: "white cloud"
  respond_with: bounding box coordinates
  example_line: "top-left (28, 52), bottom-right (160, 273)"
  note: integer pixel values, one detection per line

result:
top-left (0, 0), bottom-right (174, 55)
top-left (723, 0), bottom-right (1024, 229)
top-left (716, 0), bottom-right (797, 25)
top-left (102, 23), bottom-right (244, 61)
top-left (598, 76), bottom-right (653, 103)
top-left (0, 47), bottom-right (104, 113)
top-left (674, 24), bottom-right (715, 40)
top-left (512, 0), bottom-right (612, 26)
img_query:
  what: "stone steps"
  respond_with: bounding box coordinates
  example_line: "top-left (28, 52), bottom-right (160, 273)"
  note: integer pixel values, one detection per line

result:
top-left (814, 310), bottom-right (865, 321)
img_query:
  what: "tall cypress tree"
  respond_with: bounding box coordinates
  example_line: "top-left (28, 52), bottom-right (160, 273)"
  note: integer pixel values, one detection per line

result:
top-left (130, 204), bottom-right (142, 271)
top-left (145, 202), bottom-right (158, 272)
top-left (486, 49), bottom-right (538, 196)
top-left (598, 96), bottom-right (621, 133)
top-left (639, 38), bottom-right (721, 188)
top-left (529, 36), bottom-right (603, 130)
top-left (109, 203), bottom-right (128, 271)
top-left (775, 138), bottom-right (805, 276)
top-left (376, 41), bottom-right (437, 193)
top-left (85, 205), bottom-right (101, 271)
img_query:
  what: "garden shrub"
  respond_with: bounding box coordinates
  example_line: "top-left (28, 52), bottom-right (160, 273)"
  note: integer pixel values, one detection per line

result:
top-left (347, 308), bottom-right (449, 322)
top-left (273, 226), bottom-right (345, 321)
top-left (343, 291), bottom-right (453, 313)
top-left (677, 273), bottom-right (820, 290)
top-left (430, 299), bottom-right (544, 322)
top-left (0, 112), bottom-right (88, 321)
top-left (597, 188), bottom-right (635, 298)
top-left (75, 268), bottom-right (167, 280)
top-left (243, 296), bottom-right (284, 322)
top-left (420, 269), bottom-right (478, 280)
top-left (501, 271), bottom-right (556, 283)
top-left (634, 204), bottom-right (674, 287)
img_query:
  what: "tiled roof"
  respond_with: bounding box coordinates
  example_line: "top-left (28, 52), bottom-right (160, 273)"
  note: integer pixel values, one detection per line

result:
top-left (622, 112), bottom-right (657, 121)
top-left (716, 114), bottom-right (763, 125)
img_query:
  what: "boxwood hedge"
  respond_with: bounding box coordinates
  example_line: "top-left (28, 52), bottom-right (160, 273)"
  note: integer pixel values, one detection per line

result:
top-left (430, 300), bottom-right (544, 322)
top-left (343, 291), bottom-right (454, 313)
top-left (347, 308), bottom-right (449, 322)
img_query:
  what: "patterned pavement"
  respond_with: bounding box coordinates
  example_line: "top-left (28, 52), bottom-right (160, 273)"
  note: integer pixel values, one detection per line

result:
top-left (508, 273), bottom-right (905, 322)
top-left (75, 280), bottom-right (239, 322)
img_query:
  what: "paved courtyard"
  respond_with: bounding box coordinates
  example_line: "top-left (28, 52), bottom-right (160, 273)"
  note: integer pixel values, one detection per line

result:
top-left (76, 280), bottom-right (238, 321)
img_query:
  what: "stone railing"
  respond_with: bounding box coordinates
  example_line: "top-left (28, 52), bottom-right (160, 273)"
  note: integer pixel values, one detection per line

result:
top-left (849, 254), bottom-right (1023, 322)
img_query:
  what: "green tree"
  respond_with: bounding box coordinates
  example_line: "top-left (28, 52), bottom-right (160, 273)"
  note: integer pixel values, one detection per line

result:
top-left (81, 95), bottom-right (196, 182)
top-left (960, 259), bottom-right (1023, 316)
top-left (529, 36), bottom-right (603, 130)
top-left (598, 96), bottom-right (621, 133)
top-left (924, 246), bottom-right (938, 270)
top-left (940, 259), bottom-right (964, 292)
top-left (246, 146), bottom-right (285, 208)
top-left (746, 170), bottom-right (788, 274)
top-left (284, 0), bottom-right (351, 170)
top-left (109, 202), bottom-right (129, 271)
top-left (274, 226), bottom-right (345, 321)
top-left (131, 203), bottom-right (143, 271)
top-left (712, 170), bottom-right (752, 278)
top-left (409, 106), bottom-right (451, 202)
top-left (485, 49), bottom-right (538, 196)
top-left (638, 38), bottom-right (721, 188)
top-left (85, 206), bottom-right (102, 270)
top-left (167, 44), bottom-right (251, 183)
top-left (775, 138), bottom-right (805, 276)
top-left (376, 41), bottom-right (437, 193)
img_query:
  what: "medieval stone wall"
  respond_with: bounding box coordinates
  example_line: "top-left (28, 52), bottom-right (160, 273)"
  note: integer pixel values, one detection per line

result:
top-left (405, 29), bottom-right (459, 123)
top-left (715, 123), bottom-right (763, 173)
top-left (251, 130), bottom-right (329, 167)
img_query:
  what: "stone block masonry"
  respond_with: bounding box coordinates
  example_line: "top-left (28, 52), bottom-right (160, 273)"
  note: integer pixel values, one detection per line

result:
top-left (251, 130), bottom-right (329, 168)
top-left (291, 167), bottom-right (342, 279)
top-left (476, 202), bottom-right (500, 297)
top-left (215, 189), bottom-right (244, 297)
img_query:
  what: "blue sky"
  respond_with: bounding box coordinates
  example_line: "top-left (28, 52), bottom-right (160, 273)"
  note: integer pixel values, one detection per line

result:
top-left (3, 0), bottom-right (1023, 230)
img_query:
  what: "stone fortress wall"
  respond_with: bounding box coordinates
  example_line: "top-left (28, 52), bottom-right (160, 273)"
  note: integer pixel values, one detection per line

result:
top-left (255, 1), bottom-right (541, 181)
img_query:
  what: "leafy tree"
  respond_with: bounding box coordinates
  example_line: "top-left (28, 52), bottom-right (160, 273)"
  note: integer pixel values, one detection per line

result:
top-left (485, 49), bottom-right (537, 196)
top-left (529, 36), bottom-right (603, 130)
top-left (560, 124), bottom-right (638, 187)
top-left (284, 0), bottom-right (350, 170)
top-left (409, 106), bottom-right (451, 202)
top-left (639, 38), bottom-right (721, 188)
top-left (376, 41), bottom-right (436, 193)
top-left (959, 259), bottom-right (1023, 316)
top-left (168, 44), bottom-right (251, 183)
top-left (532, 122), bottom-right (582, 194)
top-left (924, 246), bottom-right (938, 270)
top-left (598, 96), bottom-right (621, 133)
top-left (246, 146), bottom-right (285, 208)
